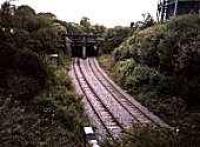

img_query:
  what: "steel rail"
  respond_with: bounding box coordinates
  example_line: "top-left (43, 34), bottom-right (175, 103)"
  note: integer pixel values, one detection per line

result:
top-left (92, 58), bottom-right (170, 128)
top-left (72, 58), bottom-right (115, 140)
top-left (87, 58), bottom-right (143, 124)
top-left (77, 58), bottom-right (124, 131)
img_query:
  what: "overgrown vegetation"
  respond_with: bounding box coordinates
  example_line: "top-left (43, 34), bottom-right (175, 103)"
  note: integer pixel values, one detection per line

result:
top-left (0, 2), bottom-right (88, 146)
top-left (103, 125), bottom-right (178, 147)
top-left (100, 13), bottom-right (155, 55)
top-left (100, 26), bottom-right (132, 54)
top-left (1, 0), bottom-right (200, 146)
top-left (99, 15), bottom-right (200, 147)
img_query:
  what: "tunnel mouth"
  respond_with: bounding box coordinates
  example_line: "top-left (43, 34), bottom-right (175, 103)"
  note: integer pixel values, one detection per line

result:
top-left (72, 45), bottom-right (98, 58)
top-left (67, 34), bottom-right (100, 58)
top-left (72, 46), bottom-right (82, 58)
top-left (86, 45), bottom-right (98, 57)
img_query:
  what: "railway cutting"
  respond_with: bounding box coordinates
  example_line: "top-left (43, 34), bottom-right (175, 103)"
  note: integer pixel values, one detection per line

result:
top-left (69, 57), bottom-right (169, 141)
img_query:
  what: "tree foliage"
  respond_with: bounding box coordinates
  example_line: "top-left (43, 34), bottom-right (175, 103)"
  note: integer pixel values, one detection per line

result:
top-left (100, 15), bottom-right (200, 146)
top-left (131, 13), bottom-right (155, 30)
top-left (0, 2), bottom-right (87, 146)
top-left (101, 26), bottom-right (132, 54)
top-left (113, 15), bottom-right (200, 104)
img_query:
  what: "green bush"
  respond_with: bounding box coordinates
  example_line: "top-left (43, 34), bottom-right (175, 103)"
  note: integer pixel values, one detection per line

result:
top-left (123, 66), bottom-right (162, 94)
top-left (41, 65), bottom-right (88, 146)
top-left (112, 60), bottom-right (173, 96)
top-left (0, 3), bottom-right (88, 146)
top-left (0, 63), bottom-right (88, 147)
top-left (113, 59), bottom-right (136, 83)
top-left (0, 39), bottom-right (46, 100)
top-left (100, 15), bottom-right (200, 146)
top-left (113, 24), bottom-right (166, 63)
top-left (101, 26), bottom-right (132, 54)
top-left (113, 14), bottom-right (200, 104)
top-left (103, 126), bottom-right (176, 147)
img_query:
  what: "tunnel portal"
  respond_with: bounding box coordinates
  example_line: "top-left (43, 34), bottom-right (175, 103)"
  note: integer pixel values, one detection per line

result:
top-left (66, 34), bottom-right (101, 58)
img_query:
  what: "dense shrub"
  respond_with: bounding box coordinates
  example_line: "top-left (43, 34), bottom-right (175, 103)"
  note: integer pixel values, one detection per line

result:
top-left (100, 14), bottom-right (200, 147)
top-left (101, 26), bottom-right (132, 54)
top-left (103, 126), bottom-right (176, 147)
top-left (112, 57), bottom-right (173, 95)
top-left (113, 14), bottom-right (200, 104)
top-left (113, 59), bottom-right (136, 83)
top-left (124, 66), bottom-right (161, 94)
top-left (0, 33), bottom-right (46, 100)
top-left (0, 64), bottom-right (88, 147)
top-left (113, 24), bottom-right (166, 63)
top-left (103, 124), bottom-right (200, 147)
top-left (0, 2), bottom-right (88, 146)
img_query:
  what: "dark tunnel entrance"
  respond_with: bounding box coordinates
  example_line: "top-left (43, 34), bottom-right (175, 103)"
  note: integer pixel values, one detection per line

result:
top-left (66, 34), bottom-right (101, 58)
top-left (72, 46), bottom-right (82, 58)
top-left (72, 46), bottom-right (98, 58)
top-left (86, 45), bottom-right (98, 57)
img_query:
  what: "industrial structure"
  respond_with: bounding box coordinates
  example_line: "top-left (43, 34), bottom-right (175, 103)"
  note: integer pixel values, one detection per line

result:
top-left (157, 0), bottom-right (200, 21)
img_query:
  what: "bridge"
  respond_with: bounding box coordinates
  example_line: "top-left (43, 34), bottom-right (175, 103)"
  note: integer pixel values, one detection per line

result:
top-left (66, 34), bottom-right (103, 58)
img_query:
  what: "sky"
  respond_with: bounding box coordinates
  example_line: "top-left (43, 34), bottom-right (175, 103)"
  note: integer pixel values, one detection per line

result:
top-left (1, 0), bottom-right (158, 27)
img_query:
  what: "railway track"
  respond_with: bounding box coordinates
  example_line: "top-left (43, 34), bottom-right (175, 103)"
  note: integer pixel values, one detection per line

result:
top-left (89, 58), bottom-right (169, 128)
top-left (71, 57), bottom-right (169, 140)
top-left (72, 58), bottom-right (122, 140)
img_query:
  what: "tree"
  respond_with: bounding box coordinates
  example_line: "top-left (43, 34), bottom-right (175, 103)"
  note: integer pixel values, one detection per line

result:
top-left (64, 22), bottom-right (84, 34)
top-left (13, 5), bottom-right (40, 32)
top-left (38, 12), bottom-right (56, 20)
top-left (80, 16), bottom-right (90, 27)
top-left (80, 16), bottom-right (93, 33)
top-left (101, 26), bottom-right (131, 54)
top-left (92, 24), bottom-right (106, 36)
top-left (142, 13), bottom-right (154, 28)
top-left (15, 5), bottom-right (35, 16)
top-left (131, 13), bottom-right (154, 30)
top-left (0, 1), bottom-right (14, 30)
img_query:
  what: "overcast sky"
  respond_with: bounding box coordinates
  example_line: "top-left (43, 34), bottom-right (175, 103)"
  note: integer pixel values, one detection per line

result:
top-left (1, 0), bottom-right (158, 27)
